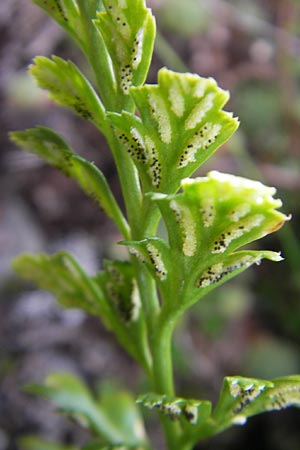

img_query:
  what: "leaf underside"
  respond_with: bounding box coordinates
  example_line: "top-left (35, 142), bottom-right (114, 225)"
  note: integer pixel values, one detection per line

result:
top-left (139, 375), bottom-right (300, 445)
top-left (109, 68), bottom-right (239, 193)
top-left (126, 171), bottom-right (289, 312)
top-left (29, 56), bottom-right (106, 129)
top-left (26, 373), bottom-right (147, 447)
top-left (95, 0), bottom-right (155, 99)
top-left (12, 252), bottom-right (149, 368)
top-left (10, 126), bottom-right (129, 238)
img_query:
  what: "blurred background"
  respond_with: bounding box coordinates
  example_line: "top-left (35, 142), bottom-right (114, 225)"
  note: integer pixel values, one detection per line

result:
top-left (0, 0), bottom-right (300, 449)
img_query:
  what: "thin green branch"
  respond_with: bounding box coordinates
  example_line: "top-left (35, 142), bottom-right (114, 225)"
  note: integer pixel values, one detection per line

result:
top-left (150, 315), bottom-right (183, 449)
top-left (77, 0), bottom-right (117, 110)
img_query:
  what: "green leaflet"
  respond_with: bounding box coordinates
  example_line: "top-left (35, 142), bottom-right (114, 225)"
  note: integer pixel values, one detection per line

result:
top-left (139, 376), bottom-right (300, 448)
top-left (95, 260), bottom-right (141, 324)
top-left (12, 252), bottom-right (110, 320)
top-left (124, 237), bottom-right (170, 283)
top-left (93, 382), bottom-right (148, 444)
top-left (126, 171), bottom-right (289, 314)
top-left (32, 1), bottom-right (155, 111)
top-left (109, 68), bottom-right (238, 193)
top-left (26, 373), bottom-right (147, 447)
top-left (205, 375), bottom-right (300, 439)
top-left (93, 260), bottom-right (151, 369)
top-left (12, 252), bottom-right (150, 369)
top-left (10, 127), bottom-right (129, 238)
top-left (137, 392), bottom-right (211, 427)
top-left (94, 0), bottom-right (155, 107)
top-left (32, 1), bottom-right (119, 111)
top-left (156, 171), bottom-right (289, 257)
top-left (32, 1), bottom-right (104, 46)
top-left (32, 0), bottom-right (96, 47)
top-left (29, 56), bottom-right (107, 131)
top-left (125, 238), bottom-right (281, 303)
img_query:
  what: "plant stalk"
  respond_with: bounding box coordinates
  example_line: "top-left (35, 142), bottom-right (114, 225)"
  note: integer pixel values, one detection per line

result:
top-left (151, 315), bottom-right (184, 449)
top-left (77, 0), bottom-right (117, 110)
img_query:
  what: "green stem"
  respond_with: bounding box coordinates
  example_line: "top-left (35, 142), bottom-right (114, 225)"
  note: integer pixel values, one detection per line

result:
top-left (71, 8), bottom-right (188, 449)
top-left (133, 264), bottom-right (181, 448)
top-left (150, 315), bottom-right (183, 450)
top-left (106, 131), bottom-right (143, 237)
top-left (77, 0), bottom-right (117, 110)
top-left (151, 317), bottom-right (176, 394)
top-left (136, 268), bottom-right (183, 450)
top-left (131, 208), bottom-right (186, 448)
top-left (228, 136), bottom-right (300, 285)
top-left (62, 252), bottom-right (151, 369)
top-left (134, 264), bottom-right (160, 348)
